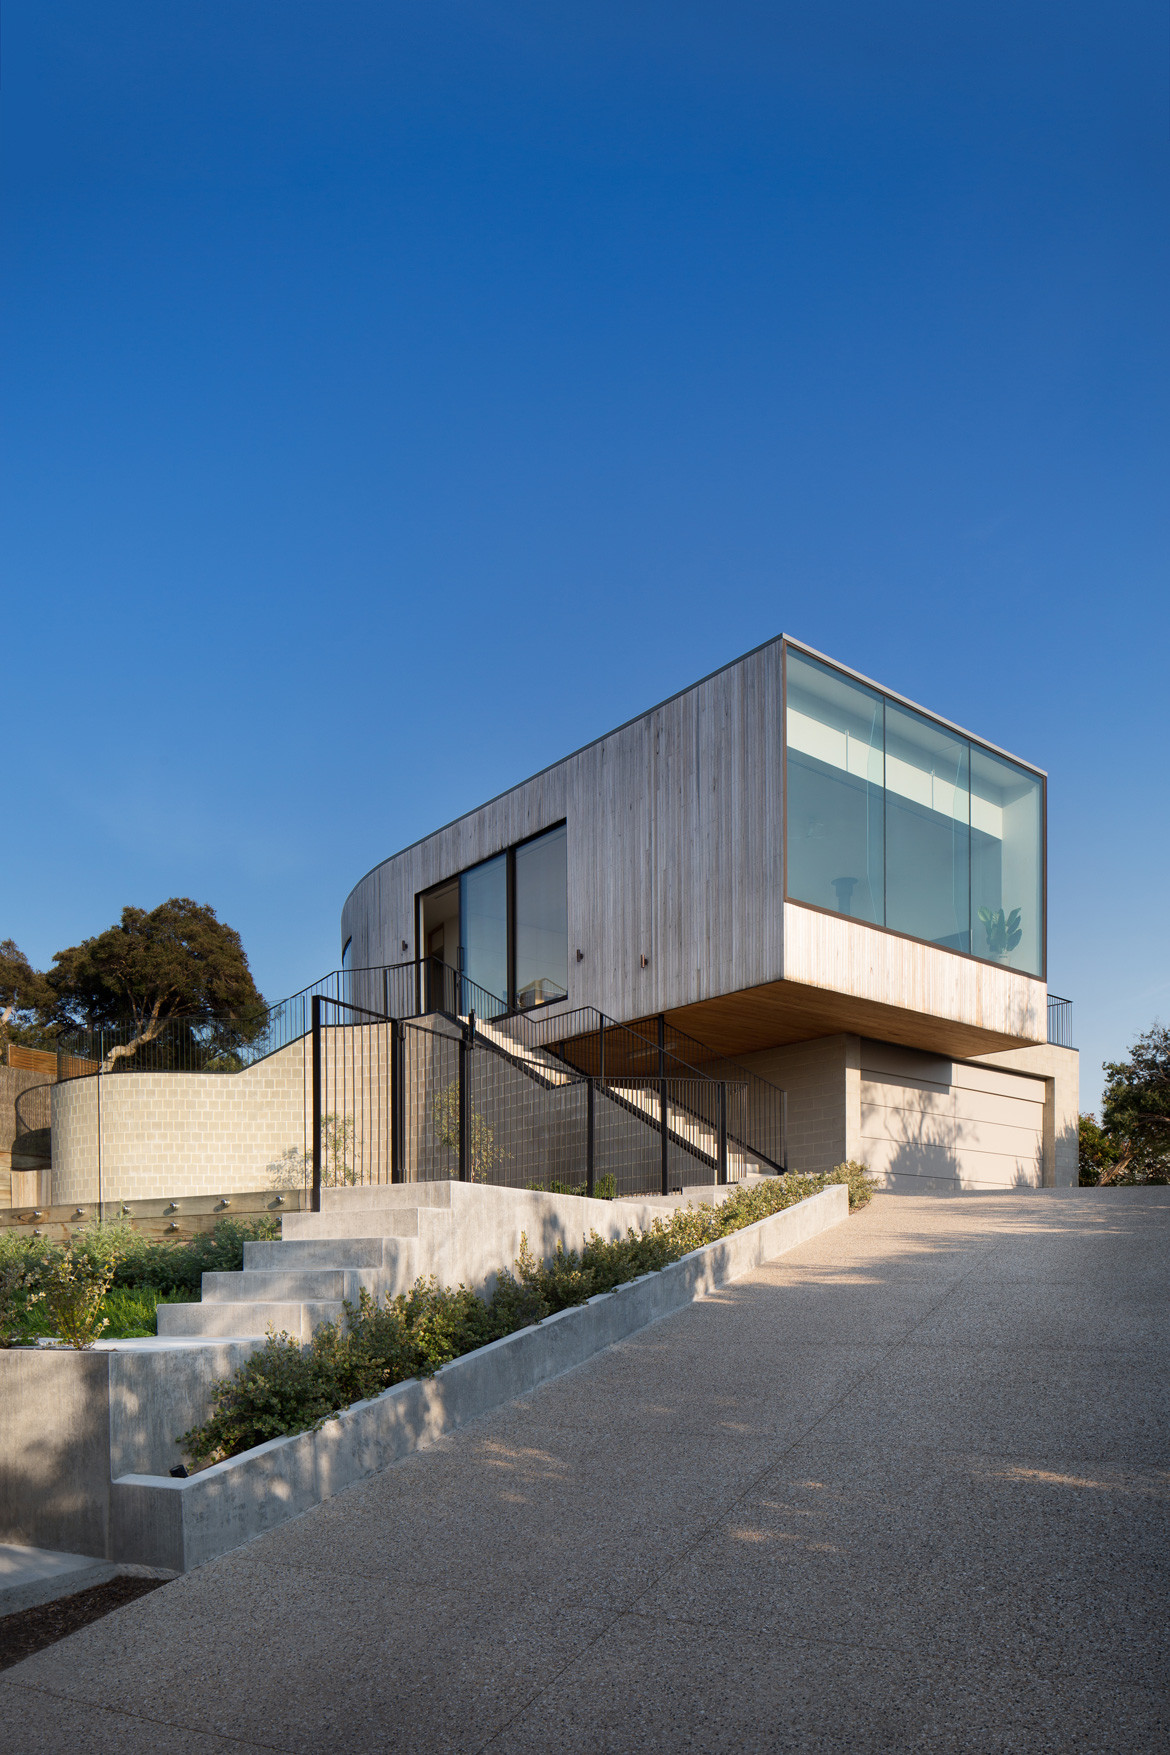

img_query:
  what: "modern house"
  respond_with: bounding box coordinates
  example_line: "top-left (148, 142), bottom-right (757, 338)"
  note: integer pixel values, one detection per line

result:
top-left (342, 636), bottom-right (1078, 1193)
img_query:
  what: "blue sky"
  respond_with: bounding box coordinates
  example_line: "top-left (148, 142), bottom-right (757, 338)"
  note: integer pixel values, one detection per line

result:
top-left (3, 2), bottom-right (1167, 1109)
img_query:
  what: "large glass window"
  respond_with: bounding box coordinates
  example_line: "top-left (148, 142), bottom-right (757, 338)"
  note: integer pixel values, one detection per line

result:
top-left (785, 651), bottom-right (884, 924)
top-left (785, 647), bottom-right (1043, 976)
top-left (460, 854), bottom-right (507, 1008)
top-left (969, 745), bottom-right (1043, 978)
top-left (514, 824), bottom-right (569, 1008)
top-left (884, 702), bottom-right (970, 952)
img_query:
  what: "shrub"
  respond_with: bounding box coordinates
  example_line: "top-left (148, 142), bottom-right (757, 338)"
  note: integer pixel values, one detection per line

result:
top-left (31, 1247), bottom-right (115, 1349)
top-left (0, 1254), bottom-right (41, 1347)
top-left (73, 1215), bottom-right (281, 1294)
top-left (827, 1160), bottom-right (878, 1209)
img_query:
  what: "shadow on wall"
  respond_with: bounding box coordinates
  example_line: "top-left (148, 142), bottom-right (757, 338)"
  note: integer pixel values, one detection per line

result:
top-left (871, 1103), bottom-right (1043, 1195)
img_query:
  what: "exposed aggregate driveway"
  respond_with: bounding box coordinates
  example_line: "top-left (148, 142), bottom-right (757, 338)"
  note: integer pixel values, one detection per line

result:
top-left (3, 1187), bottom-right (1167, 1753)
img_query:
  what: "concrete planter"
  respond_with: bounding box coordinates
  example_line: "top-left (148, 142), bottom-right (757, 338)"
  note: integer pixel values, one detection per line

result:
top-left (109, 1184), bottom-right (848, 1571)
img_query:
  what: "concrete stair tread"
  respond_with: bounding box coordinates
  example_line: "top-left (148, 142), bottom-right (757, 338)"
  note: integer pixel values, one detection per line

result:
top-left (201, 1269), bottom-right (384, 1303)
top-left (157, 1300), bottom-right (345, 1339)
top-left (244, 1238), bottom-right (390, 1270)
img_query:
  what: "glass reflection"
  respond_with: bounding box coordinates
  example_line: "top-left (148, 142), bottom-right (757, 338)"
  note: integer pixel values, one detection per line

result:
top-left (884, 702), bottom-right (970, 952)
top-left (514, 825), bottom-right (568, 1008)
top-left (786, 650), bottom-right (884, 924)
top-left (784, 648), bottom-right (1044, 977)
top-left (970, 746), bottom-right (1043, 977)
top-left (460, 855), bottom-right (507, 1010)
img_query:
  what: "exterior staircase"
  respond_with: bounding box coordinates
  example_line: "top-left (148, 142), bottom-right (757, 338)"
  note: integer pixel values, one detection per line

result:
top-left (472, 1013), bottom-right (751, 1179)
top-left (154, 1180), bottom-right (688, 1342)
top-left (156, 1187), bottom-right (454, 1341)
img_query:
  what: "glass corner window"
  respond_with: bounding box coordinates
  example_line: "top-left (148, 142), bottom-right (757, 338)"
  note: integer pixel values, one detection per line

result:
top-left (785, 649), bottom-right (884, 925)
top-left (969, 746), bottom-right (1043, 978)
top-left (784, 645), bottom-right (1044, 977)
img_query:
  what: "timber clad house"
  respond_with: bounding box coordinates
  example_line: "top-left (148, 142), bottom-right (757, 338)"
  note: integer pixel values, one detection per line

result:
top-left (26, 632), bottom-right (1076, 1213)
top-left (342, 635), bottom-right (1078, 1194)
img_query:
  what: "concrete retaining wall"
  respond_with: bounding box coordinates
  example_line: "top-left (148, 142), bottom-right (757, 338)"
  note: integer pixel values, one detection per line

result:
top-left (0, 1341), bottom-right (267, 1554)
top-left (118, 1184), bottom-right (849, 1571)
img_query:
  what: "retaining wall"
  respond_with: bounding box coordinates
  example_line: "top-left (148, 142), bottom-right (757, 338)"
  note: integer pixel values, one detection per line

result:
top-left (0, 1185), bottom-right (849, 1569)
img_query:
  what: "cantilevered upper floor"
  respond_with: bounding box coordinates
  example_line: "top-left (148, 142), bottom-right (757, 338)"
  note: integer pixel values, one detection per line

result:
top-left (341, 636), bottom-right (1049, 1059)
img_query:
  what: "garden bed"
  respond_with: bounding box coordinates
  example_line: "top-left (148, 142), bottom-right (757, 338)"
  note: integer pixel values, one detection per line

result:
top-left (108, 1177), bottom-right (860, 1571)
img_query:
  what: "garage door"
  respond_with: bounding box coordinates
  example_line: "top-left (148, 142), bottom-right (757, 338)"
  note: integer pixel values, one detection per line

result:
top-left (860, 1040), bottom-right (1046, 1193)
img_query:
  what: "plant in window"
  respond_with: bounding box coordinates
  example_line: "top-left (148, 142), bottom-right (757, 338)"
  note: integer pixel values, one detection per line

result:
top-left (978, 906), bottom-right (1022, 959)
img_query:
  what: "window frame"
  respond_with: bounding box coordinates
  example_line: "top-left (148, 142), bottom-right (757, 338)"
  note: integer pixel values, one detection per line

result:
top-left (781, 638), bottom-right (1047, 981)
top-left (414, 817), bottom-right (570, 1014)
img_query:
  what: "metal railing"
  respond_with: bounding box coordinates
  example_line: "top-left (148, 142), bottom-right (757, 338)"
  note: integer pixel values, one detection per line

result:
top-left (308, 997), bottom-right (742, 1210)
top-left (13, 1083), bottom-right (52, 1169)
top-left (1047, 995), bottom-right (1074, 1049)
top-left (489, 1004), bottom-right (787, 1174)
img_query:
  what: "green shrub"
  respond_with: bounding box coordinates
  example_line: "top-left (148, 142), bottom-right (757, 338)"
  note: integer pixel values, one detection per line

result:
top-left (99, 1287), bottom-right (199, 1339)
top-left (30, 1247), bottom-right (115, 1349)
top-left (826, 1160), bottom-right (878, 1209)
top-left (72, 1215), bottom-right (281, 1294)
top-left (0, 1254), bottom-right (42, 1347)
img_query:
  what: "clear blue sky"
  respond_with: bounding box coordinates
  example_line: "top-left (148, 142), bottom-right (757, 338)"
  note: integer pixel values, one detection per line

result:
top-left (3, 2), bottom-right (1167, 1109)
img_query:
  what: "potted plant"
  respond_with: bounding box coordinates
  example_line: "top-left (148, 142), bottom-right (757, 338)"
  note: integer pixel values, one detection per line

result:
top-left (978, 906), bottom-right (1022, 961)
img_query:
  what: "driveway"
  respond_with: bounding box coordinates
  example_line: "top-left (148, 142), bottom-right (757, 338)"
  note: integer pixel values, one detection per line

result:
top-left (3, 1188), bottom-right (1167, 1752)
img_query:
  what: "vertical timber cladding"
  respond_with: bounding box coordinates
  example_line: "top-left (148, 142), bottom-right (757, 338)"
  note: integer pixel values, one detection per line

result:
top-left (340, 641), bottom-right (786, 1024)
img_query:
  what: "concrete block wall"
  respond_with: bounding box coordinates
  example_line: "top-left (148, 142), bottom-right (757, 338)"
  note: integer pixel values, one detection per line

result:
top-left (0, 1064), bottom-right (57, 1205)
top-left (738, 1034), bottom-right (856, 1176)
top-left (50, 1040), bottom-right (310, 1208)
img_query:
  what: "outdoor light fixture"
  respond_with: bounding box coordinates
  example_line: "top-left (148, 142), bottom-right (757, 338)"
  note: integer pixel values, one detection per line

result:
top-left (166, 1222), bottom-right (180, 1232)
top-left (401, 940), bottom-right (409, 953)
top-left (576, 948), bottom-right (584, 962)
top-left (273, 1194), bottom-right (285, 1205)
top-left (215, 1199), bottom-right (230, 1210)
top-left (640, 954), bottom-right (649, 968)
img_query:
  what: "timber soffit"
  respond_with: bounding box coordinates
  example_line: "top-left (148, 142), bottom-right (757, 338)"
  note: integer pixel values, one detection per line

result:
top-left (343, 633), bottom-right (1048, 911)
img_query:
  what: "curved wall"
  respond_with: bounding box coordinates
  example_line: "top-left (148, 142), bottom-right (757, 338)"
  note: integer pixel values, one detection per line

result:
top-left (50, 1040), bottom-right (309, 1207)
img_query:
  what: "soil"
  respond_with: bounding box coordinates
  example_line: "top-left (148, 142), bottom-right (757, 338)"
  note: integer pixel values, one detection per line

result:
top-left (0, 1575), bottom-right (168, 1671)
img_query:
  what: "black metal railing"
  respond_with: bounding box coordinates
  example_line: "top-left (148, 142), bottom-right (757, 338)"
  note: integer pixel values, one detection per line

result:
top-left (1047, 995), bottom-right (1074, 1049)
top-left (481, 1004), bottom-right (786, 1174)
top-left (13, 1083), bottom-right (52, 1169)
top-left (307, 997), bottom-right (742, 1210)
top-left (47, 954), bottom-right (787, 1201)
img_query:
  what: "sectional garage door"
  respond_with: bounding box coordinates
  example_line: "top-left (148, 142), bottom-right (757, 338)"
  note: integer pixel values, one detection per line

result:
top-left (860, 1040), bottom-right (1046, 1193)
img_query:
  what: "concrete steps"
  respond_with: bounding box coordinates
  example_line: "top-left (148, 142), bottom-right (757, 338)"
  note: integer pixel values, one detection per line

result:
top-left (155, 1194), bottom-right (446, 1340)
top-left (157, 1300), bottom-right (345, 1341)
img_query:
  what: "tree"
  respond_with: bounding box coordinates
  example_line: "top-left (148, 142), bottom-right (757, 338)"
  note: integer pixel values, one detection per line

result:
top-left (1099, 1023), bottom-right (1170, 1184)
top-left (1077, 1112), bottom-right (1124, 1187)
top-left (0, 940), bottom-right (56, 1056)
top-left (48, 898), bottom-right (267, 1071)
